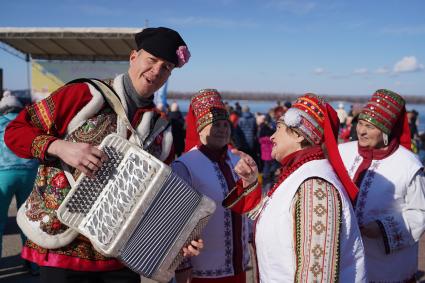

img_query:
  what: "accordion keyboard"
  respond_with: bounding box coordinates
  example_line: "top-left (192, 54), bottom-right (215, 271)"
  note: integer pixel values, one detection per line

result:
top-left (63, 146), bottom-right (124, 227)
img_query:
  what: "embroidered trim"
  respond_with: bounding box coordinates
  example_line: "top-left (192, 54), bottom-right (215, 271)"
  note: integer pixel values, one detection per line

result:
top-left (379, 216), bottom-right (406, 254)
top-left (294, 179), bottom-right (341, 282)
top-left (348, 155), bottom-right (362, 178)
top-left (192, 163), bottom-right (233, 277)
top-left (31, 135), bottom-right (56, 160)
top-left (27, 95), bottom-right (55, 133)
top-left (223, 180), bottom-right (259, 209)
top-left (355, 161), bottom-right (381, 226)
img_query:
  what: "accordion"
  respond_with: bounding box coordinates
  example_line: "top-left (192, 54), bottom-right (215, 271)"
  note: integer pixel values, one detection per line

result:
top-left (57, 134), bottom-right (216, 282)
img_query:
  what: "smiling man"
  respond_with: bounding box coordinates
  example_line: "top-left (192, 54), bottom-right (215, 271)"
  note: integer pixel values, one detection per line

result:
top-left (339, 89), bottom-right (425, 282)
top-left (4, 27), bottom-right (201, 283)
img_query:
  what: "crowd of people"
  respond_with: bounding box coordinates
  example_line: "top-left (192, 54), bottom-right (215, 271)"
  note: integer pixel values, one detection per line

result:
top-left (1, 26), bottom-right (425, 283)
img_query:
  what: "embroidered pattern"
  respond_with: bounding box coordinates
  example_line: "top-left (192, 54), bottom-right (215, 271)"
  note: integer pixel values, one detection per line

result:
top-left (31, 135), bottom-right (56, 160)
top-left (348, 155), bottom-right (362, 178)
top-left (25, 238), bottom-right (112, 261)
top-left (380, 215), bottom-right (406, 253)
top-left (192, 163), bottom-right (233, 277)
top-left (27, 94), bottom-right (55, 133)
top-left (67, 108), bottom-right (116, 145)
top-left (294, 179), bottom-right (341, 283)
top-left (25, 164), bottom-right (72, 235)
top-left (355, 161), bottom-right (381, 226)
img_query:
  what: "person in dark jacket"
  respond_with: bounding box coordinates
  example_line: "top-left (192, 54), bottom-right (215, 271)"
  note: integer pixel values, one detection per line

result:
top-left (237, 106), bottom-right (257, 160)
top-left (168, 102), bottom-right (186, 157)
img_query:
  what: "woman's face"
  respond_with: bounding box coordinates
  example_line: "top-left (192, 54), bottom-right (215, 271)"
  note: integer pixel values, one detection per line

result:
top-left (356, 119), bottom-right (385, 149)
top-left (270, 122), bottom-right (303, 162)
top-left (199, 120), bottom-right (231, 150)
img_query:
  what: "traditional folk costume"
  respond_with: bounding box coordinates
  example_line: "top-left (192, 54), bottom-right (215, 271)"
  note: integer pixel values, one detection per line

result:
top-left (4, 27), bottom-right (189, 279)
top-left (224, 94), bottom-right (366, 282)
top-left (173, 90), bottom-right (250, 283)
top-left (339, 89), bottom-right (425, 282)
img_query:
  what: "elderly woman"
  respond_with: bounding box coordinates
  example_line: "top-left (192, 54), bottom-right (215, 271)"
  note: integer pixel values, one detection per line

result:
top-left (173, 89), bottom-right (251, 283)
top-left (339, 89), bottom-right (425, 282)
top-left (224, 94), bottom-right (366, 282)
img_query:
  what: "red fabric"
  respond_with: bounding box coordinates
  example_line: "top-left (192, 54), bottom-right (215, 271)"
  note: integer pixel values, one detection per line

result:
top-left (268, 145), bottom-right (325, 196)
top-left (353, 138), bottom-right (399, 186)
top-left (323, 104), bottom-right (359, 203)
top-left (198, 144), bottom-right (244, 274)
top-left (229, 112), bottom-right (239, 127)
top-left (5, 83), bottom-right (93, 160)
top-left (191, 271), bottom-right (246, 283)
top-left (21, 246), bottom-right (123, 272)
top-left (223, 179), bottom-right (262, 214)
top-left (184, 105), bottom-right (200, 152)
top-left (392, 108), bottom-right (412, 150)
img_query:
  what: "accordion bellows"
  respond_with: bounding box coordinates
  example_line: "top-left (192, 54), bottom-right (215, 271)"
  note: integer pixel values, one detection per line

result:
top-left (57, 134), bottom-right (216, 282)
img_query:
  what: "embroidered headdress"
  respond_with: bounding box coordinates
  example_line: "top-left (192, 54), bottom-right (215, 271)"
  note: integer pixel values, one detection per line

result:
top-left (184, 89), bottom-right (229, 151)
top-left (359, 89), bottom-right (405, 135)
top-left (281, 93), bottom-right (359, 202)
top-left (282, 94), bottom-right (333, 145)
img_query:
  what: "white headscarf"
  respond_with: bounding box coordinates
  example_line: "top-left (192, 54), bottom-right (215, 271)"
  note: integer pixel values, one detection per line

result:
top-left (0, 91), bottom-right (23, 113)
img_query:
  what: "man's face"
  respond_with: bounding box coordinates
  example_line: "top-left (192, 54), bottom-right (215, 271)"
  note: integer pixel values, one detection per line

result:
top-left (128, 50), bottom-right (175, 98)
top-left (356, 119), bottom-right (385, 149)
top-left (199, 120), bottom-right (231, 150)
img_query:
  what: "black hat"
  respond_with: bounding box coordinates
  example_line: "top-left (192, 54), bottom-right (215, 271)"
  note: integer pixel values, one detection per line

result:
top-left (135, 27), bottom-right (190, 67)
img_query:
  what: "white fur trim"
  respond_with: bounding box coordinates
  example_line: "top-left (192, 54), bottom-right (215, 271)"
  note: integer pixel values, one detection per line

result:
top-left (137, 111), bottom-right (154, 143)
top-left (283, 108), bottom-right (302, 127)
top-left (159, 126), bottom-right (173, 161)
top-left (67, 83), bottom-right (105, 134)
top-left (17, 203), bottom-right (78, 249)
top-left (113, 74), bottom-right (130, 138)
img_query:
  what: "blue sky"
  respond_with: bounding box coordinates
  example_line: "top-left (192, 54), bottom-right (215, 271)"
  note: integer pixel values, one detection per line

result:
top-left (1, 0), bottom-right (424, 96)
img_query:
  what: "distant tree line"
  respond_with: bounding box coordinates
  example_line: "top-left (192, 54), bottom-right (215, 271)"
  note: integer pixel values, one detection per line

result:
top-left (168, 91), bottom-right (425, 104)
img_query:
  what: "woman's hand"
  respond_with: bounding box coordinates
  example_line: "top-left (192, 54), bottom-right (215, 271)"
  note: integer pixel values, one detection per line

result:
top-left (232, 149), bottom-right (259, 187)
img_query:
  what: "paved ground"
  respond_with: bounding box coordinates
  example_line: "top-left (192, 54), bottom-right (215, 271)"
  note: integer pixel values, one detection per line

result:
top-left (1, 197), bottom-right (424, 283)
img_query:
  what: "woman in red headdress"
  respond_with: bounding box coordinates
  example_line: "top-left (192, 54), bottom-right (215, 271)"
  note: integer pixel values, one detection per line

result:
top-left (173, 89), bottom-right (252, 283)
top-left (339, 89), bottom-right (425, 282)
top-left (224, 93), bottom-right (366, 282)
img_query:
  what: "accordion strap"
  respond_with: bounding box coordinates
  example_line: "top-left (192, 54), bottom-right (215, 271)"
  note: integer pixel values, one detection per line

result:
top-left (67, 78), bottom-right (142, 145)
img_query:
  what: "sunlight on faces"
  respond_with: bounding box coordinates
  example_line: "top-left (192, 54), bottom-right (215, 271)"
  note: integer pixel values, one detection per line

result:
top-left (199, 120), bottom-right (231, 150)
top-left (270, 122), bottom-right (304, 162)
top-left (128, 50), bottom-right (175, 98)
top-left (356, 119), bottom-right (385, 149)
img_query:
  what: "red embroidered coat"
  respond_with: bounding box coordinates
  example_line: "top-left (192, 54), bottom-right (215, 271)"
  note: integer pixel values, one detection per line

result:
top-left (5, 76), bottom-right (174, 271)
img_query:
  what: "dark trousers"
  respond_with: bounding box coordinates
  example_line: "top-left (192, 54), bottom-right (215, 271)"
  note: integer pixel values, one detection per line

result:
top-left (40, 266), bottom-right (140, 283)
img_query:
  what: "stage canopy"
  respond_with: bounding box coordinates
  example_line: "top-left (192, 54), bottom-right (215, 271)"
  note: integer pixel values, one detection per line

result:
top-left (0, 27), bottom-right (141, 61)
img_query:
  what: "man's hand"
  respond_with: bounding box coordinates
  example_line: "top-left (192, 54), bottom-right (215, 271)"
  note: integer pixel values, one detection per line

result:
top-left (232, 149), bottom-right (258, 187)
top-left (361, 221), bottom-right (382, 238)
top-left (182, 239), bottom-right (204, 257)
top-left (47, 140), bottom-right (107, 177)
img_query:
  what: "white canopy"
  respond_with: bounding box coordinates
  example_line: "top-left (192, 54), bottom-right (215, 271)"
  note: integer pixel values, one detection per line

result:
top-left (0, 27), bottom-right (142, 61)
